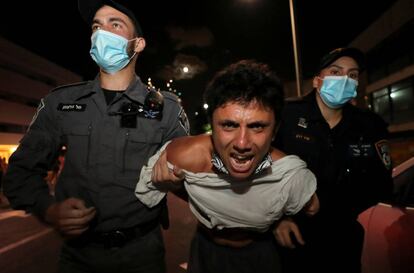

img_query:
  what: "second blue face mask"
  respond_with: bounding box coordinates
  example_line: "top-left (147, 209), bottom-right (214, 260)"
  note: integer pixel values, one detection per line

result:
top-left (90, 30), bottom-right (136, 74)
top-left (319, 75), bottom-right (358, 109)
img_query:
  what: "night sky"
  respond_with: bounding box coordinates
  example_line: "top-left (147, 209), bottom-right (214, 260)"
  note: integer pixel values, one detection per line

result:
top-left (1, 0), bottom-right (398, 117)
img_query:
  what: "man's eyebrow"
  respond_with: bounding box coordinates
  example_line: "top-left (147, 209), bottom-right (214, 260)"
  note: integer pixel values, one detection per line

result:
top-left (219, 119), bottom-right (237, 124)
top-left (247, 121), bottom-right (270, 127)
top-left (328, 64), bottom-right (360, 71)
top-left (92, 16), bottom-right (128, 26)
top-left (92, 18), bottom-right (102, 25)
top-left (108, 16), bottom-right (128, 25)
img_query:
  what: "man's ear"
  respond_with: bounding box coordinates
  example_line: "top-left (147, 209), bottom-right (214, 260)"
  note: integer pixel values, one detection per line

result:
top-left (134, 37), bottom-right (146, 54)
top-left (312, 76), bottom-right (320, 88)
top-left (312, 76), bottom-right (322, 89)
top-left (272, 123), bottom-right (281, 141)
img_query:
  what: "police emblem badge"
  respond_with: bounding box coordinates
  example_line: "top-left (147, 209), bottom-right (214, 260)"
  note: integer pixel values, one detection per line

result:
top-left (297, 117), bottom-right (308, 128)
top-left (375, 139), bottom-right (392, 170)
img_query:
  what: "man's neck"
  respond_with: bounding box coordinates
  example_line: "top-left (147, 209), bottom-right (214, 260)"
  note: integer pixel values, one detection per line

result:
top-left (315, 92), bottom-right (343, 129)
top-left (100, 66), bottom-right (135, 91)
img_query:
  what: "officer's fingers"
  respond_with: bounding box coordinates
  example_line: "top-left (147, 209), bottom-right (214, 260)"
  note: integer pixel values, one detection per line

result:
top-left (152, 151), bottom-right (164, 182)
top-left (290, 227), bottom-right (305, 246)
top-left (305, 194), bottom-right (320, 216)
top-left (59, 203), bottom-right (96, 220)
top-left (151, 159), bottom-right (160, 182)
top-left (63, 197), bottom-right (87, 210)
top-left (283, 233), bottom-right (295, 249)
top-left (152, 152), bottom-right (171, 183)
top-left (274, 227), bottom-right (292, 248)
top-left (61, 226), bottom-right (90, 237)
top-left (70, 207), bottom-right (96, 221)
top-left (57, 211), bottom-right (96, 229)
top-left (79, 207), bottom-right (96, 221)
top-left (152, 163), bottom-right (168, 183)
top-left (273, 229), bottom-right (286, 246)
top-left (172, 166), bottom-right (185, 182)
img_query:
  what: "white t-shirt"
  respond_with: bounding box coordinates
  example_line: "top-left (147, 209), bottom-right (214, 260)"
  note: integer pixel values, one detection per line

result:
top-left (135, 141), bottom-right (316, 232)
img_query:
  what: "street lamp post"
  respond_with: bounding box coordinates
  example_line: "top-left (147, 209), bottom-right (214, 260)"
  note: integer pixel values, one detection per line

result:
top-left (289, 0), bottom-right (303, 97)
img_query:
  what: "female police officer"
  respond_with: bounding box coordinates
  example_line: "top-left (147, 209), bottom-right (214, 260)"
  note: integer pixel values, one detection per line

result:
top-left (273, 47), bottom-right (393, 273)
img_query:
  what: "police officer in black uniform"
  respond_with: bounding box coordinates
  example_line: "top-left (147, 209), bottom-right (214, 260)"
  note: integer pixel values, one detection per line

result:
top-left (3, 1), bottom-right (189, 272)
top-left (273, 48), bottom-right (393, 273)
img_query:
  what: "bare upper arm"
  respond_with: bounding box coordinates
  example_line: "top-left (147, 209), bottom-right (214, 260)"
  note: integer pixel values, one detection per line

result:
top-left (166, 134), bottom-right (212, 173)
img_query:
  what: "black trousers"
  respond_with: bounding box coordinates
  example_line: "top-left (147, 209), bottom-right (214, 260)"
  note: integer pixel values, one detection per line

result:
top-left (279, 220), bottom-right (364, 273)
top-left (58, 227), bottom-right (166, 273)
top-left (188, 228), bottom-right (281, 273)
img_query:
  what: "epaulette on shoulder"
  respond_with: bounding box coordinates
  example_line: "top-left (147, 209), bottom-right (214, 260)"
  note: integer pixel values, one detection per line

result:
top-left (161, 90), bottom-right (180, 102)
top-left (285, 96), bottom-right (303, 103)
top-left (51, 81), bottom-right (89, 93)
top-left (351, 105), bottom-right (388, 128)
top-left (284, 96), bottom-right (306, 106)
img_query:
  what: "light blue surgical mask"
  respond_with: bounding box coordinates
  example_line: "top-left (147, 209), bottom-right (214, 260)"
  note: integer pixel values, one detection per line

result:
top-left (319, 75), bottom-right (358, 109)
top-left (90, 30), bottom-right (137, 74)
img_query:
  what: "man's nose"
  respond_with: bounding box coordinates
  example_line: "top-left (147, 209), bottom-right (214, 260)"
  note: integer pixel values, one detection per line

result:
top-left (233, 128), bottom-right (251, 152)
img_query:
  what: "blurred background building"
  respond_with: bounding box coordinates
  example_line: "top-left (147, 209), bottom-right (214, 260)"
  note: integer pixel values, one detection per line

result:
top-left (0, 37), bottom-right (81, 162)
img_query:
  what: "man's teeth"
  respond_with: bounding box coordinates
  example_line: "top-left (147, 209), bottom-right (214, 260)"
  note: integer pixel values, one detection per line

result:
top-left (233, 155), bottom-right (252, 162)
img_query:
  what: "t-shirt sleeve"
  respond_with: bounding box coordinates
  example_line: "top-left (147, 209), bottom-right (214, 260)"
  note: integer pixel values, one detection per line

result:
top-left (135, 141), bottom-right (172, 207)
top-left (283, 168), bottom-right (317, 215)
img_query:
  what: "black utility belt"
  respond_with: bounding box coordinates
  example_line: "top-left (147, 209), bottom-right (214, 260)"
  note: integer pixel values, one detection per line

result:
top-left (87, 220), bottom-right (160, 248)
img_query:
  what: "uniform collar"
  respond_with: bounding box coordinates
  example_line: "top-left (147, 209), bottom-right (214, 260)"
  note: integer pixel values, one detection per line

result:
top-left (304, 89), bottom-right (355, 124)
top-left (303, 90), bottom-right (325, 122)
top-left (121, 76), bottom-right (148, 104)
top-left (73, 74), bottom-right (148, 104)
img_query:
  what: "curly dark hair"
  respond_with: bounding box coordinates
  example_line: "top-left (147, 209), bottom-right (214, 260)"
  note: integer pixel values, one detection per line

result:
top-left (204, 59), bottom-right (284, 126)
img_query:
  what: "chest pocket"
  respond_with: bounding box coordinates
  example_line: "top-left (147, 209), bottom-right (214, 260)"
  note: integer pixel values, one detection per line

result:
top-left (62, 123), bottom-right (92, 171)
top-left (119, 130), bottom-right (163, 175)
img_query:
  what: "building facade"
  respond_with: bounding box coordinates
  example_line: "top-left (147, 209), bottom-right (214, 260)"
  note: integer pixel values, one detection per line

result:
top-left (0, 37), bottom-right (81, 161)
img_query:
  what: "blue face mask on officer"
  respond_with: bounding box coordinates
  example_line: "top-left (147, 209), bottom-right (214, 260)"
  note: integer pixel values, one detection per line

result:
top-left (90, 30), bottom-right (137, 74)
top-left (319, 75), bottom-right (358, 109)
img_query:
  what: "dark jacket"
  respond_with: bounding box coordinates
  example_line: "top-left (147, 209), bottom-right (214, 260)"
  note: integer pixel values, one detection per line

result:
top-left (275, 91), bottom-right (393, 221)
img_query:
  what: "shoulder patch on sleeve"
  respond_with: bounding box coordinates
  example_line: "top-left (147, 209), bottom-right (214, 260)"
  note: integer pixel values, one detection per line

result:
top-left (178, 107), bottom-right (190, 135)
top-left (375, 139), bottom-right (392, 170)
top-left (29, 98), bottom-right (45, 129)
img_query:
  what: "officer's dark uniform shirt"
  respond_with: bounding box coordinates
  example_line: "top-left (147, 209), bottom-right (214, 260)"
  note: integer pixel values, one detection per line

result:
top-left (273, 90), bottom-right (393, 272)
top-left (275, 90), bottom-right (392, 220)
top-left (4, 75), bottom-right (189, 232)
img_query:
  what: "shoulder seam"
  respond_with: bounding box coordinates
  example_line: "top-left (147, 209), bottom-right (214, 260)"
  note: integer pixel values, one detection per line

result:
top-left (51, 81), bottom-right (89, 92)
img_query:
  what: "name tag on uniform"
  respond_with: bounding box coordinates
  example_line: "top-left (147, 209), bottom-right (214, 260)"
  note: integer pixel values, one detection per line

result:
top-left (348, 143), bottom-right (373, 158)
top-left (294, 133), bottom-right (314, 143)
top-left (57, 103), bottom-right (86, 111)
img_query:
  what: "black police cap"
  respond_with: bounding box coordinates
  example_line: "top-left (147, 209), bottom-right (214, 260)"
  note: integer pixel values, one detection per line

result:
top-left (318, 47), bottom-right (365, 72)
top-left (78, 0), bottom-right (143, 37)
